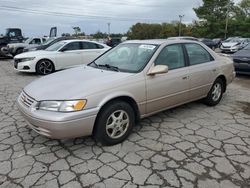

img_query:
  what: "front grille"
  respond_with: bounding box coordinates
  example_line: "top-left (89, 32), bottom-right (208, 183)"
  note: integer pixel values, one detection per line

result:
top-left (20, 91), bottom-right (35, 108)
top-left (14, 59), bottom-right (21, 69)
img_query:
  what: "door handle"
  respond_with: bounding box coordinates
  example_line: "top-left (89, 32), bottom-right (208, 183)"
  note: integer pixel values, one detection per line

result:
top-left (212, 69), bottom-right (217, 72)
top-left (182, 76), bottom-right (189, 80)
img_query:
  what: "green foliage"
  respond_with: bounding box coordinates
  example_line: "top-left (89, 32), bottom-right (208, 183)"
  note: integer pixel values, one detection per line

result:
top-left (127, 0), bottom-right (250, 39)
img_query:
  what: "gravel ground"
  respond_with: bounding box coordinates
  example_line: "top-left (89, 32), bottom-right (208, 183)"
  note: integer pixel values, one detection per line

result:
top-left (0, 59), bottom-right (250, 188)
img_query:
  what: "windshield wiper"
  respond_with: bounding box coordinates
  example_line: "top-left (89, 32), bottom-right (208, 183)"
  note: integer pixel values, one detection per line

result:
top-left (98, 64), bottom-right (120, 72)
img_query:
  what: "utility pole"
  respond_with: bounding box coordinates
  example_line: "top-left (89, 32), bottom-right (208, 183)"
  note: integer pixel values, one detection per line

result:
top-left (224, 3), bottom-right (230, 39)
top-left (107, 23), bottom-right (111, 36)
top-left (179, 15), bottom-right (184, 36)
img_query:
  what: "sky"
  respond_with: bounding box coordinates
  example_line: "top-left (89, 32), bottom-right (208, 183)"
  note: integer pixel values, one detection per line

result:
top-left (0, 0), bottom-right (240, 37)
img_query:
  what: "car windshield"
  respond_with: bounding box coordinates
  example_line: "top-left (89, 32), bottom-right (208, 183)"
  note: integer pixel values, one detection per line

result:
top-left (244, 44), bottom-right (250, 50)
top-left (43, 37), bottom-right (56, 45)
top-left (45, 41), bottom-right (67, 51)
top-left (24, 38), bottom-right (33, 44)
top-left (226, 38), bottom-right (242, 43)
top-left (89, 43), bottom-right (158, 73)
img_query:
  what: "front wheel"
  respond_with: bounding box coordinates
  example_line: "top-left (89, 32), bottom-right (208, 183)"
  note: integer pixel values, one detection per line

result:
top-left (94, 101), bottom-right (135, 145)
top-left (36, 59), bottom-right (54, 75)
top-left (204, 78), bottom-right (224, 106)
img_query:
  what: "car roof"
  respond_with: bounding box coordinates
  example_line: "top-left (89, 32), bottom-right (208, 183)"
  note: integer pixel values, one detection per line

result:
top-left (60, 39), bottom-right (107, 45)
top-left (123, 39), bottom-right (169, 45)
top-left (60, 39), bottom-right (96, 43)
top-left (122, 39), bottom-right (200, 45)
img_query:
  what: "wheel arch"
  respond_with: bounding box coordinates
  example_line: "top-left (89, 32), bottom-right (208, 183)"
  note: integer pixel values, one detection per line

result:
top-left (35, 58), bottom-right (55, 72)
top-left (92, 95), bottom-right (141, 134)
top-left (216, 74), bottom-right (227, 92)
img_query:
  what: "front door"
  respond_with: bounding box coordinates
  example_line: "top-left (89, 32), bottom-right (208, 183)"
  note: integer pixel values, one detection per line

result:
top-left (56, 41), bottom-right (82, 69)
top-left (146, 44), bottom-right (190, 115)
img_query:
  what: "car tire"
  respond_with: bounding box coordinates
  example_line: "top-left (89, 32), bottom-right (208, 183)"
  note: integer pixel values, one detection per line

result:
top-left (36, 59), bottom-right (54, 75)
top-left (94, 100), bottom-right (135, 145)
top-left (204, 78), bottom-right (224, 106)
top-left (15, 48), bottom-right (23, 56)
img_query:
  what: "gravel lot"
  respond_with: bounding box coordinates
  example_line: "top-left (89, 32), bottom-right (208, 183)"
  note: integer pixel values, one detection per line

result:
top-left (0, 59), bottom-right (250, 188)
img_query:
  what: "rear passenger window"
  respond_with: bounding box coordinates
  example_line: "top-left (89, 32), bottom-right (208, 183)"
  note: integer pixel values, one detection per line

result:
top-left (155, 44), bottom-right (185, 70)
top-left (81, 42), bottom-right (103, 49)
top-left (185, 43), bottom-right (214, 65)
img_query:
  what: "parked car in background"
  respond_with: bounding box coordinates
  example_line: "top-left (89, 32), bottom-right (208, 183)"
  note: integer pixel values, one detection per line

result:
top-left (106, 37), bottom-right (122, 47)
top-left (232, 44), bottom-right (250, 75)
top-left (16, 39), bottom-right (235, 145)
top-left (23, 36), bottom-right (77, 52)
top-left (7, 37), bottom-right (46, 56)
top-left (168, 36), bottom-right (199, 41)
top-left (220, 38), bottom-right (250, 53)
top-left (14, 40), bottom-right (110, 75)
top-left (199, 38), bottom-right (217, 50)
top-left (213, 38), bottom-right (223, 48)
top-left (0, 28), bottom-right (24, 57)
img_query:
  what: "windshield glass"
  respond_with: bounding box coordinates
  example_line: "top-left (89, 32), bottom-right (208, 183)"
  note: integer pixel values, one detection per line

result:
top-left (43, 37), bottom-right (56, 45)
top-left (90, 43), bottom-right (158, 73)
top-left (24, 38), bottom-right (33, 44)
top-left (225, 38), bottom-right (242, 43)
top-left (45, 41), bottom-right (67, 51)
top-left (244, 44), bottom-right (250, 50)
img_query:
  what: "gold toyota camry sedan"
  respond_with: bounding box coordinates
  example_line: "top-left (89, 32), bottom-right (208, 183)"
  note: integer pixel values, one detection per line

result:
top-left (17, 39), bottom-right (235, 145)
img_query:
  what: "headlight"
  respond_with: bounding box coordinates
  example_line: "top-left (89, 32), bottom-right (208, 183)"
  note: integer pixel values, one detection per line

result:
top-left (18, 57), bottom-right (35, 62)
top-left (38, 100), bottom-right (87, 112)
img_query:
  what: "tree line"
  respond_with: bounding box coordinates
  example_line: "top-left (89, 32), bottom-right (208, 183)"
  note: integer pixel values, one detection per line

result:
top-left (127, 0), bottom-right (250, 39)
top-left (64, 0), bottom-right (250, 40)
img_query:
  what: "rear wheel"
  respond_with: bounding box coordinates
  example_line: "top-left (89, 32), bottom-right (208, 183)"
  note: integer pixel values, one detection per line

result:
top-left (36, 59), bottom-right (54, 75)
top-left (94, 101), bottom-right (135, 145)
top-left (204, 78), bottom-right (224, 106)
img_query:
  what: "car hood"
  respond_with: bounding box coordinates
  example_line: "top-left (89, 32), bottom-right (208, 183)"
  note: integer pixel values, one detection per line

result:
top-left (15, 50), bottom-right (55, 58)
top-left (24, 66), bottom-right (134, 101)
top-left (8, 43), bottom-right (26, 47)
top-left (232, 49), bottom-right (250, 58)
top-left (222, 42), bottom-right (239, 47)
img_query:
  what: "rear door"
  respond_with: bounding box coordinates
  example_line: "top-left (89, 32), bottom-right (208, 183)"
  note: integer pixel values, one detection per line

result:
top-left (184, 43), bottom-right (218, 100)
top-left (146, 44), bottom-right (190, 115)
top-left (56, 41), bottom-right (82, 69)
top-left (80, 42), bottom-right (107, 64)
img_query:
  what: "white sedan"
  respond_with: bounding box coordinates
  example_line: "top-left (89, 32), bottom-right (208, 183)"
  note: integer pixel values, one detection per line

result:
top-left (14, 40), bottom-right (110, 75)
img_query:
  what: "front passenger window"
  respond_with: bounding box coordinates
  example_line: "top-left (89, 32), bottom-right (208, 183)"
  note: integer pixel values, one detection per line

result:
top-left (155, 44), bottom-right (185, 70)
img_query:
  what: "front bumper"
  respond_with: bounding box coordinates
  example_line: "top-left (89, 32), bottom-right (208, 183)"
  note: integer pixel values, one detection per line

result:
top-left (16, 92), bottom-right (99, 139)
top-left (220, 46), bottom-right (239, 53)
top-left (234, 60), bottom-right (250, 75)
top-left (14, 59), bottom-right (37, 72)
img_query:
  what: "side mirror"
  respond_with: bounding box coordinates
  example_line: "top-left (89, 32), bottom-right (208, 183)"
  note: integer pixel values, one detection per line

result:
top-left (147, 65), bottom-right (168, 76)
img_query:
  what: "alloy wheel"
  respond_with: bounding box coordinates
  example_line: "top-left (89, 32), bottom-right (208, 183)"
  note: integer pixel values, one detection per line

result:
top-left (212, 83), bottom-right (222, 102)
top-left (106, 110), bottom-right (130, 139)
top-left (38, 60), bottom-right (53, 75)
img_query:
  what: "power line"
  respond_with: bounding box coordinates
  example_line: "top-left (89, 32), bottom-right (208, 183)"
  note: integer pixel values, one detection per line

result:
top-left (0, 5), bottom-right (169, 22)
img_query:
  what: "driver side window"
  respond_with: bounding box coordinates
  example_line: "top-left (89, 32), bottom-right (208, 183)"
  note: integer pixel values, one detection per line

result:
top-left (155, 44), bottom-right (185, 70)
